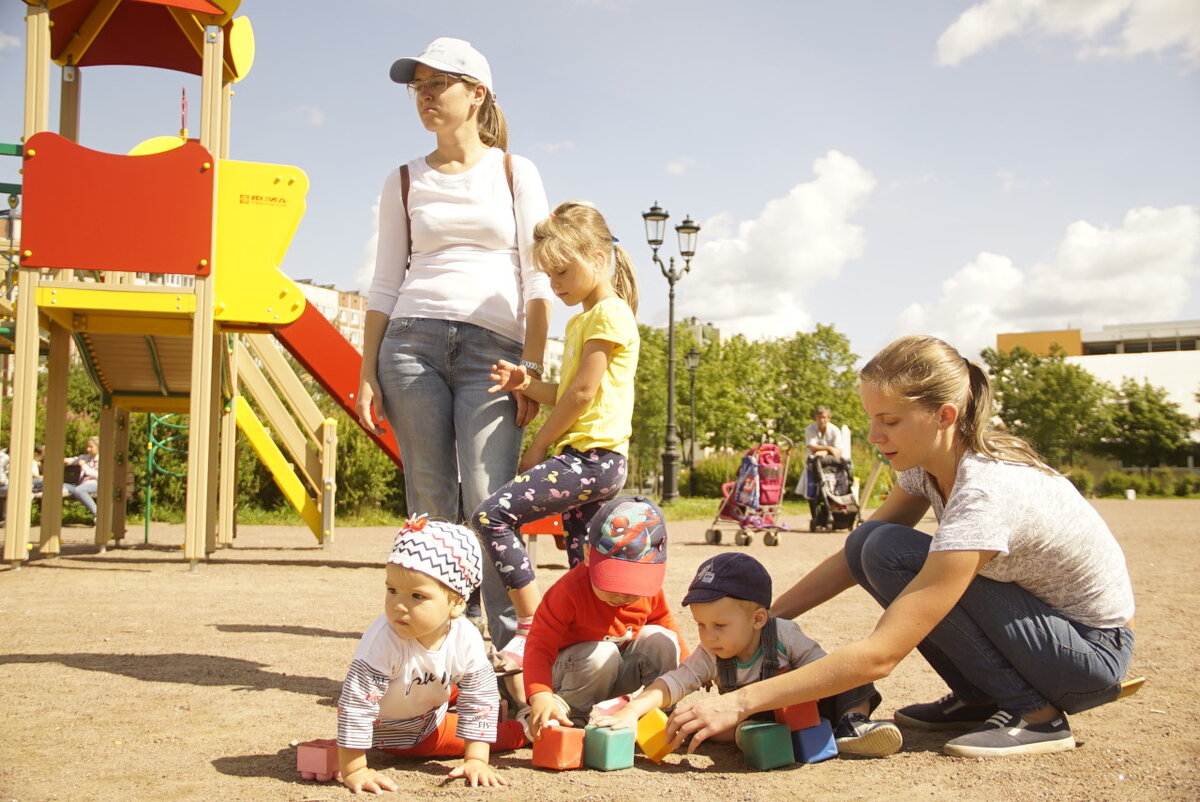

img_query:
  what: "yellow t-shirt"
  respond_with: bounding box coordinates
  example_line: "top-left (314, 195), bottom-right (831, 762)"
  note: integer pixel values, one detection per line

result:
top-left (553, 297), bottom-right (640, 456)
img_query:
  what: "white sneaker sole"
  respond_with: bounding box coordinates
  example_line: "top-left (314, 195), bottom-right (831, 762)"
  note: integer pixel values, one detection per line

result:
top-left (836, 723), bottom-right (904, 757)
top-left (943, 734), bottom-right (1076, 758)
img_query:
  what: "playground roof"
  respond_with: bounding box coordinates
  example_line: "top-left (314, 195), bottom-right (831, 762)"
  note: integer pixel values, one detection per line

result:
top-left (22, 0), bottom-right (247, 81)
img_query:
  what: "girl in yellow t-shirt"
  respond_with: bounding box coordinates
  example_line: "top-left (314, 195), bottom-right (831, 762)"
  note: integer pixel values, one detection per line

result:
top-left (471, 201), bottom-right (640, 665)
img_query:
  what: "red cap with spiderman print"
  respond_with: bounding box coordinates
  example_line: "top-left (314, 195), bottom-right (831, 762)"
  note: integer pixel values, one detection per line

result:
top-left (586, 496), bottom-right (668, 597)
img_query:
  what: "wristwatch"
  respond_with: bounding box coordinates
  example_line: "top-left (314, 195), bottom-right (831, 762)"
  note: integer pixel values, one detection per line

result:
top-left (520, 359), bottom-right (544, 376)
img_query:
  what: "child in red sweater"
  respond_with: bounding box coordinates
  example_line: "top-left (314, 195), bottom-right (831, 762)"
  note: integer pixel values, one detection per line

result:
top-left (521, 496), bottom-right (689, 739)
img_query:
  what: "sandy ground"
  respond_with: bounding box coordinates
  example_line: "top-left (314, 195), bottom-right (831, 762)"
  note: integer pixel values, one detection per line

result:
top-left (1, 498), bottom-right (1197, 802)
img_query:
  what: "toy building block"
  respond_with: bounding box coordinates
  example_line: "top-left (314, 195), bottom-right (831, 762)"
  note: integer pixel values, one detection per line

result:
top-left (584, 725), bottom-right (635, 771)
top-left (635, 708), bottom-right (674, 763)
top-left (774, 700), bottom-right (820, 731)
top-left (736, 722), bottom-right (795, 771)
top-left (296, 738), bottom-right (339, 782)
top-left (532, 724), bottom-right (585, 770)
top-left (791, 718), bottom-right (838, 764)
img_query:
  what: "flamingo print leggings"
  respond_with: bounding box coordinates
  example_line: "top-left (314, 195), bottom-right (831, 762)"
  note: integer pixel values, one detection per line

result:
top-left (471, 446), bottom-right (627, 591)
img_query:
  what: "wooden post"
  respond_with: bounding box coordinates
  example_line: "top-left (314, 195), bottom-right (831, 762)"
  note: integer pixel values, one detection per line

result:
top-left (37, 321), bottom-right (71, 555)
top-left (4, 5), bottom-right (51, 566)
top-left (321, 417), bottom-right (337, 546)
top-left (96, 403), bottom-right (115, 551)
top-left (111, 406), bottom-right (130, 546)
top-left (182, 24), bottom-right (224, 568)
top-left (217, 335), bottom-right (238, 547)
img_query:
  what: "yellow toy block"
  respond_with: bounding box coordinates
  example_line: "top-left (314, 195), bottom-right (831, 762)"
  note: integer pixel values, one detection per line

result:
top-left (635, 708), bottom-right (673, 763)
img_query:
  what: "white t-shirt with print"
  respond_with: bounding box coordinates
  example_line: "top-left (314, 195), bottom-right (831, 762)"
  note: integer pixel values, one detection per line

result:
top-left (897, 452), bottom-right (1134, 628)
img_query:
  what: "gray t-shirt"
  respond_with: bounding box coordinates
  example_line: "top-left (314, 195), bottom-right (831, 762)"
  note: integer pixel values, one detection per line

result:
top-left (898, 452), bottom-right (1134, 628)
top-left (657, 618), bottom-right (824, 704)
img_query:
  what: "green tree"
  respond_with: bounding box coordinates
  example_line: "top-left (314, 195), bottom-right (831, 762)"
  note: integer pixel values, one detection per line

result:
top-left (1098, 378), bottom-right (1193, 469)
top-left (981, 346), bottom-right (1113, 466)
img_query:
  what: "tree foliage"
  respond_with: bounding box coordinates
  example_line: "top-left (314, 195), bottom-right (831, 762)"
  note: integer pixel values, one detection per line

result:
top-left (1097, 378), bottom-right (1194, 469)
top-left (981, 346), bottom-right (1113, 466)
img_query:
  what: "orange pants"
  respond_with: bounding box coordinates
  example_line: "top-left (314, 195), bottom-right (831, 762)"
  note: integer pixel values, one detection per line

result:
top-left (379, 712), bottom-right (526, 758)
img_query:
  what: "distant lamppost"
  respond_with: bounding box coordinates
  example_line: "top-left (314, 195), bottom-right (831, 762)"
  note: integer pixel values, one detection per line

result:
top-left (642, 201), bottom-right (700, 503)
top-left (685, 347), bottom-right (701, 497)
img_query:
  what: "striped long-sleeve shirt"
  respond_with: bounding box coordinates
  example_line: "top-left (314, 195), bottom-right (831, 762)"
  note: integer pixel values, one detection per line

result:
top-left (337, 615), bottom-right (499, 750)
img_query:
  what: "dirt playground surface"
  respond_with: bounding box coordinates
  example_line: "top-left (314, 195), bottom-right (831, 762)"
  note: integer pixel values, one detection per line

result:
top-left (1, 498), bottom-right (1197, 802)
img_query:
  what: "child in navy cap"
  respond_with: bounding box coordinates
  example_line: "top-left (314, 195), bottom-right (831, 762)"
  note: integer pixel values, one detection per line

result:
top-left (592, 551), bottom-right (902, 757)
top-left (519, 497), bottom-right (690, 739)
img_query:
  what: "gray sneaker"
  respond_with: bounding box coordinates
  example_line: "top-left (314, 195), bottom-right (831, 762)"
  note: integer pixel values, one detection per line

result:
top-left (942, 709), bottom-right (1075, 758)
top-left (834, 713), bottom-right (903, 757)
top-left (894, 693), bottom-right (999, 731)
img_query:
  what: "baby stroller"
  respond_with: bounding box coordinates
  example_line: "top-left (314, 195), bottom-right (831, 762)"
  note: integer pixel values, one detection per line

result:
top-left (705, 435), bottom-right (793, 547)
top-left (805, 454), bottom-right (860, 532)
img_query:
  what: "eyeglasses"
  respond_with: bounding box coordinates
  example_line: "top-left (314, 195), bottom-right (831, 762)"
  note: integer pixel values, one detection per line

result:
top-left (406, 72), bottom-right (467, 99)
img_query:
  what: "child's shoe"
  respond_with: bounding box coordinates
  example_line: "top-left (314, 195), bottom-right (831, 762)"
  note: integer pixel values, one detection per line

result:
top-left (499, 633), bottom-right (527, 668)
top-left (833, 712), bottom-right (903, 757)
top-left (942, 709), bottom-right (1075, 758)
top-left (515, 694), bottom-right (572, 741)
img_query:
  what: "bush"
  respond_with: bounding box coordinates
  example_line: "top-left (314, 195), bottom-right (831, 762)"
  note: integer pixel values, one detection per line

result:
top-left (1147, 468), bottom-right (1178, 497)
top-left (1062, 466), bottom-right (1095, 496)
top-left (688, 454), bottom-right (743, 498)
top-left (1174, 473), bottom-right (1200, 497)
top-left (1098, 471), bottom-right (1148, 497)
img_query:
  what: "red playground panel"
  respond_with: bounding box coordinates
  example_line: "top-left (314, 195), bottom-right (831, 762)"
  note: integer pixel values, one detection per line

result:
top-left (20, 132), bottom-right (214, 276)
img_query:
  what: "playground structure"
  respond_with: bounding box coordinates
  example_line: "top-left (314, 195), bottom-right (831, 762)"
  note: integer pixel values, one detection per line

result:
top-left (2, 0), bottom-right (400, 568)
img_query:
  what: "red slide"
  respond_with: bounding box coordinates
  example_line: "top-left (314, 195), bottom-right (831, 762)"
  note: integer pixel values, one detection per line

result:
top-left (272, 304), bottom-right (402, 468)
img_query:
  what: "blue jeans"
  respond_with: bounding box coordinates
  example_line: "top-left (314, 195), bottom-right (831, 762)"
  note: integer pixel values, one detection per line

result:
top-left (844, 521), bottom-right (1134, 716)
top-left (65, 480), bottom-right (98, 516)
top-left (375, 316), bottom-right (525, 648)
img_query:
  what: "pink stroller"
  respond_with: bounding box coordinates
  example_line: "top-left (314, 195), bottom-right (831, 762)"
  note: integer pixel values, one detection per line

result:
top-left (705, 435), bottom-right (793, 547)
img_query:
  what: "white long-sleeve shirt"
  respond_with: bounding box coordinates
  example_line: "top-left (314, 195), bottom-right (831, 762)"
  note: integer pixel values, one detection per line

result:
top-left (366, 148), bottom-right (554, 343)
top-left (337, 615), bottom-right (500, 750)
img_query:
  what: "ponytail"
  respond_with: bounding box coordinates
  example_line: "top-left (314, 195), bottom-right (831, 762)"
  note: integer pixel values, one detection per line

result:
top-left (612, 245), bottom-right (639, 315)
top-left (861, 335), bottom-right (1049, 472)
top-left (476, 89), bottom-right (508, 151)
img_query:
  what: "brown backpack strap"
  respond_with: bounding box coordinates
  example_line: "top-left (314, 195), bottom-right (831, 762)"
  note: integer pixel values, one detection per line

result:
top-left (399, 163), bottom-right (411, 265)
top-left (504, 152), bottom-right (514, 200)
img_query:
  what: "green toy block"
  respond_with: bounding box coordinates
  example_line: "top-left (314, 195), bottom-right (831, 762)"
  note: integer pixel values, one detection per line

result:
top-left (584, 725), bottom-right (635, 771)
top-left (737, 721), bottom-right (795, 771)
top-left (792, 718), bottom-right (837, 764)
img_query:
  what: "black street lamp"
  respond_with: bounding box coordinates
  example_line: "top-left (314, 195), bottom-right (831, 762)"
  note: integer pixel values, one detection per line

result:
top-left (685, 347), bottom-right (701, 497)
top-left (642, 201), bottom-right (700, 503)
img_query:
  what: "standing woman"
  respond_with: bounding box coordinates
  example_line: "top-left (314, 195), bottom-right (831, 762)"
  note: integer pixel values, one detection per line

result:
top-left (357, 38), bottom-right (554, 651)
top-left (668, 335), bottom-right (1136, 758)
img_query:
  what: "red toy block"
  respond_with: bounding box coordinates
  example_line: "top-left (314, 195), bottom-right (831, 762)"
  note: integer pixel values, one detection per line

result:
top-left (774, 700), bottom-right (820, 731)
top-left (532, 724), bottom-right (585, 770)
top-left (296, 738), bottom-right (340, 782)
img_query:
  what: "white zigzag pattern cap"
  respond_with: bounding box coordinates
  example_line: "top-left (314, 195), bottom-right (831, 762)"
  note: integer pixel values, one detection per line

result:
top-left (388, 518), bottom-right (482, 600)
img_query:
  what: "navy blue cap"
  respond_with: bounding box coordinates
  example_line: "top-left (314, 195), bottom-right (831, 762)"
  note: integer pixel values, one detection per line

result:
top-left (682, 552), bottom-right (771, 608)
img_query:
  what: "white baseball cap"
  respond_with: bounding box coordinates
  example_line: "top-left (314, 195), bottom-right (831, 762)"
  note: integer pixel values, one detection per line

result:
top-left (389, 37), bottom-right (493, 93)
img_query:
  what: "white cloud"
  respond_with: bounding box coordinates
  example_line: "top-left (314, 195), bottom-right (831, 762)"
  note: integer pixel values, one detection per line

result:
top-left (536, 140), bottom-right (575, 153)
top-left (665, 156), bottom-right (696, 175)
top-left (996, 168), bottom-right (1021, 192)
top-left (289, 105), bottom-right (326, 126)
top-left (355, 195), bottom-right (380, 294)
top-left (896, 205), bottom-right (1200, 356)
top-left (672, 150), bottom-right (876, 339)
top-left (0, 30), bottom-right (19, 52)
top-left (937, 0), bottom-right (1200, 66)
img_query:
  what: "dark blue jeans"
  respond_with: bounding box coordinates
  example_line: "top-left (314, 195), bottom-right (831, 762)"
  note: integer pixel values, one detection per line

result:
top-left (845, 521), bottom-right (1134, 716)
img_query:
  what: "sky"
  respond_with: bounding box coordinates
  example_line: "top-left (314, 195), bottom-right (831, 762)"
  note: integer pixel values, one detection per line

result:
top-left (1, 0), bottom-right (1198, 362)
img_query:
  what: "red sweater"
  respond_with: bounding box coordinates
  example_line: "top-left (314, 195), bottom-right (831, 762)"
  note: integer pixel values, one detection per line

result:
top-left (523, 564), bottom-right (690, 698)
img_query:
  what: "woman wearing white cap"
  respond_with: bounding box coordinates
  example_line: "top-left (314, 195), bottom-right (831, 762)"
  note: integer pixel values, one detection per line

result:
top-left (357, 38), bottom-right (554, 652)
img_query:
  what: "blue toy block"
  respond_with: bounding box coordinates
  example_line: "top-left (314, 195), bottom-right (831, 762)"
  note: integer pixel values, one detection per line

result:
top-left (737, 721), bottom-right (795, 771)
top-left (792, 718), bottom-right (837, 764)
top-left (584, 725), bottom-right (635, 771)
